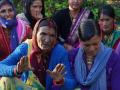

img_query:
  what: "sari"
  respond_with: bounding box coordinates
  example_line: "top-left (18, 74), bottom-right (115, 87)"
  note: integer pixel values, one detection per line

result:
top-left (102, 30), bottom-right (120, 49)
top-left (0, 39), bottom-right (45, 90)
top-left (67, 8), bottom-right (90, 47)
top-left (0, 18), bottom-right (32, 61)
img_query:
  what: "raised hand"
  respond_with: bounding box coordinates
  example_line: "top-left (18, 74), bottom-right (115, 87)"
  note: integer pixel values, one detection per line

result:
top-left (35, 12), bottom-right (43, 20)
top-left (14, 56), bottom-right (34, 74)
top-left (46, 64), bottom-right (66, 82)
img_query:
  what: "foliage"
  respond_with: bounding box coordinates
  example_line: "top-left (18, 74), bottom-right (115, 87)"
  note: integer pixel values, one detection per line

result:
top-left (12, 0), bottom-right (23, 13)
top-left (12, 0), bottom-right (120, 22)
top-left (44, 0), bottom-right (67, 17)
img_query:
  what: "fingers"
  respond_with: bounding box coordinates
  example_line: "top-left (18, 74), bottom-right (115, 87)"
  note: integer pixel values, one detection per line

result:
top-left (35, 12), bottom-right (43, 20)
top-left (16, 56), bottom-right (29, 73)
top-left (55, 64), bottom-right (65, 74)
top-left (20, 56), bottom-right (28, 66)
top-left (46, 64), bottom-right (66, 81)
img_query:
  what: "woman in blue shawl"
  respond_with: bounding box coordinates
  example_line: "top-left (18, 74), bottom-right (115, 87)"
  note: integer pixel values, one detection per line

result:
top-left (69, 19), bottom-right (120, 90)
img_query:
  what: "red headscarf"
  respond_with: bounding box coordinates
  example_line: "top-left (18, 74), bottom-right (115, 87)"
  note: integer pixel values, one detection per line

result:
top-left (30, 18), bottom-right (57, 87)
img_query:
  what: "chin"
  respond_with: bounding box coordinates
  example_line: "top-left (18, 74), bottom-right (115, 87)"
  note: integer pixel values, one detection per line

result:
top-left (42, 48), bottom-right (51, 51)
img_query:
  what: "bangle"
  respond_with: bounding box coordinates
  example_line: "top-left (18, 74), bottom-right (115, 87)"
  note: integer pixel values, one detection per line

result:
top-left (53, 78), bottom-right (64, 85)
top-left (14, 67), bottom-right (22, 77)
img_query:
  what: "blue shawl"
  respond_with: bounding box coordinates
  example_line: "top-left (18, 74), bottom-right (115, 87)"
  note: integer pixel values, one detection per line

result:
top-left (74, 43), bottom-right (112, 90)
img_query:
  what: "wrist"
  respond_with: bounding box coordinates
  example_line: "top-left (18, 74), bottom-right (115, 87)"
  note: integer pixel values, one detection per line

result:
top-left (53, 78), bottom-right (64, 85)
top-left (14, 67), bottom-right (22, 77)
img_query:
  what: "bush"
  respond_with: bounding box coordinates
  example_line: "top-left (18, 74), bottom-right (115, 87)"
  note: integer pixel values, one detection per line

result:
top-left (12, 0), bottom-right (120, 23)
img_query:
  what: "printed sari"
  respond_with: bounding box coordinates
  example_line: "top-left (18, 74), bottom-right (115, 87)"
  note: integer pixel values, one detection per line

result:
top-left (0, 39), bottom-right (45, 90)
top-left (0, 71), bottom-right (45, 90)
top-left (102, 30), bottom-right (120, 49)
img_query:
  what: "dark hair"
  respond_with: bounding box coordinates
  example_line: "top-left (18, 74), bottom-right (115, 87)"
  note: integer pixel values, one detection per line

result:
top-left (23, 0), bottom-right (45, 29)
top-left (98, 4), bottom-right (115, 19)
top-left (78, 19), bottom-right (101, 41)
top-left (23, 0), bottom-right (45, 17)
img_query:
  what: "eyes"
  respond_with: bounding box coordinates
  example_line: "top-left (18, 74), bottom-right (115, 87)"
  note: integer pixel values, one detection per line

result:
top-left (99, 18), bottom-right (110, 22)
top-left (0, 8), bottom-right (13, 14)
top-left (40, 32), bottom-right (56, 38)
top-left (32, 5), bottom-right (42, 9)
top-left (84, 43), bottom-right (98, 48)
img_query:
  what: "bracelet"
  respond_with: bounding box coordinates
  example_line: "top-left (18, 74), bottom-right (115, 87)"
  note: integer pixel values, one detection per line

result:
top-left (53, 78), bottom-right (64, 85)
top-left (14, 67), bottom-right (22, 77)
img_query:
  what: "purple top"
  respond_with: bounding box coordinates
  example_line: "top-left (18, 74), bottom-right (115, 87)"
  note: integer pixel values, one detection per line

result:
top-left (115, 42), bottom-right (120, 55)
top-left (69, 48), bottom-right (120, 90)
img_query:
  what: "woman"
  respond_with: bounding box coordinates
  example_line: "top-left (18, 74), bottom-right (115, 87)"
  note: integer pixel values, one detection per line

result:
top-left (52, 0), bottom-right (94, 51)
top-left (0, 18), bottom-right (76, 90)
top-left (69, 19), bottom-right (120, 90)
top-left (98, 4), bottom-right (120, 49)
top-left (0, 0), bottom-right (32, 61)
top-left (17, 0), bottom-right (45, 29)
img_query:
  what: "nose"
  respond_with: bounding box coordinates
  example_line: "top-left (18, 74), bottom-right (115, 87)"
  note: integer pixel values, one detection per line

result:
top-left (89, 45), bottom-right (95, 52)
top-left (35, 7), bottom-right (41, 12)
top-left (102, 20), bottom-right (108, 26)
top-left (5, 11), bottom-right (10, 19)
top-left (44, 35), bottom-right (50, 43)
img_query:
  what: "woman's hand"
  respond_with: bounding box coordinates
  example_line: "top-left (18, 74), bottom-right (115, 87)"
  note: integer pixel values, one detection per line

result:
top-left (35, 12), bottom-right (43, 20)
top-left (46, 64), bottom-right (66, 82)
top-left (14, 56), bottom-right (33, 75)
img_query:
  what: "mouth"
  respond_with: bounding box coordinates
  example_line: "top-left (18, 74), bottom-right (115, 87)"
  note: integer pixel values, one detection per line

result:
top-left (42, 44), bottom-right (51, 48)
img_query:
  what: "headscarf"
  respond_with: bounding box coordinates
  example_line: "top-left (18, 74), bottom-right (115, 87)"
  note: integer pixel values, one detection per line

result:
top-left (0, 0), bottom-right (18, 51)
top-left (23, 0), bottom-right (45, 29)
top-left (30, 18), bottom-right (57, 87)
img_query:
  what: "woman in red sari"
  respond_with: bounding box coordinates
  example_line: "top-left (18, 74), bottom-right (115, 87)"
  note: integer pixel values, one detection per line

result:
top-left (0, 0), bottom-right (32, 60)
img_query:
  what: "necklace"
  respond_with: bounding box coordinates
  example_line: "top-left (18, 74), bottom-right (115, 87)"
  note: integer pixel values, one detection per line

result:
top-left (86, 57), bottom-right (94, 65)
top-left (69, 11), bottom-right (78, 24)
top-left (87, 60), bottom-right (93, 64)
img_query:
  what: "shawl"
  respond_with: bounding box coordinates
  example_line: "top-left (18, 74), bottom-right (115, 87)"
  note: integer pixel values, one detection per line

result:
top-left (74, 43), bottom-right (112, 90)
top-left (67, 8), bottom-right (90, 47)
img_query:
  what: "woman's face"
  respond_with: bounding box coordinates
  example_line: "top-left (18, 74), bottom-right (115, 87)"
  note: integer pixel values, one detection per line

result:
top-left (0, 4), bottom-right (14, 20)
top-left (99, 14), bottom-right (114, 33)
top-left (81, 35), bottom-right (101, 58)
top-left (30, 0), bottom-right (43, 20)
top-left (68, 0), bottom-right (83, 11)
top-left (37, 26), bottom-right (56, 52)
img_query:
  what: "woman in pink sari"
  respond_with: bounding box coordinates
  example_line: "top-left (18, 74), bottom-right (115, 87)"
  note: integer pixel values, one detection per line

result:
top-left (0, 0), bottom-right (32, 60)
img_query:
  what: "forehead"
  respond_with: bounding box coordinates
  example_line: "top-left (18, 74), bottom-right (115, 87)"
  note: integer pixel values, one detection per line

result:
top-left (99, 13), bottom-right (113, 19)
top-left (31, 0), bottom-right (42, 6)
top-left (68, 0), bottom-right (83, 2)
top-left (38, 26), bottom-right (56, 34)
top-left (0, 4), bottom-right (12, 9)
top-left (82, 35), bottom-right (100, 45)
